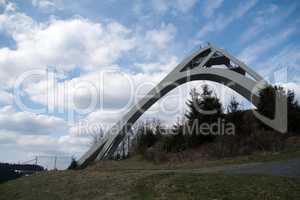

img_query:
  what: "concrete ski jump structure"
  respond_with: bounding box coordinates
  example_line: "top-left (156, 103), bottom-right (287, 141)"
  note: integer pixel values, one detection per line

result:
top-left (77, 44), bottom-right (266, 168)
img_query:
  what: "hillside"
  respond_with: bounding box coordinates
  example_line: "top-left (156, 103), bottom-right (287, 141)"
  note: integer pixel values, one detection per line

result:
top-left (1, 150), bottom-right (300, 200)
top-left (0, 163), bottom-right (44, 183)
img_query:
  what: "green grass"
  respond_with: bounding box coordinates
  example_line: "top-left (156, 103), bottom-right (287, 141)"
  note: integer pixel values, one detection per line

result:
top-left (1, 148), bottom-right (300, 200)
top-left (131, 173), bottom-right (300, 200)
top-left (1, 170), bottom-right (299, 200)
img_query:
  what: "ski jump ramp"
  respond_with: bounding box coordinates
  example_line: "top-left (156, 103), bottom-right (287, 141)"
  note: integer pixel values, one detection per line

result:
top-left (77, 44), bottom-right (266, 168)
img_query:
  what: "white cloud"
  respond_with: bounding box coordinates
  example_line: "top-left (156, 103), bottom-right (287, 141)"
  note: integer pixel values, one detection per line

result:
top-left (202, 0), bottom-right (224, 18)
top-left (257, 45), bottom-right (300, 78)
top-left (0, 6), bottom-right (179, 87)
top-left (0, 130), bottom-right (16, 145)
top-left (14, 134), bottom-right (89, 155)
top-left (197, 0), bottom-right (258, 38)
top-left (0, 9), bottom-right (34, 35)
top-left (134, 56), bottom-right (178, 73)
top-left (0, 11), bottom-right (135, 85)
top-left (144, 23), bottom-right (177, 49)
top-left (238, 27), bottom-right (296, 64)
top-left (23, 70), bottom-right (164, 112)
top-left (151, 0), bottom-right (197, 14)
top-left (175, 0), bottom-right (197, 13)
top-left (0, 104), bottom-right (88, 163)
top-left (0, 130), bottom-right (90, 164)
top-left (240, 3), bottom-right (298, 44)
top-left (0, 106), bottom-right (68, 135)
top-left (151, 0), bottom-right (169, 13)
top-left (32, 0), bottom-right (63, 12)
top-left (137, 23), bottom-right (177, 59)
top-left (239, 16), bottom-right (266, 44)
top-left (0, 0), bottom-right (6, 6)
top-left (0, 0), bottom-right (16, 12)
top-left (68, 85), bottom-right (187, 135)
top-left (0, 90), bottom-right (12, 105)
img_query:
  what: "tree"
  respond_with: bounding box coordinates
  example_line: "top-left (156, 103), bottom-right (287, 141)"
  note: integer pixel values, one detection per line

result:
top-left (257, 85), bottom-right (276, 119)
top-left (227, 96), bottom-right (240, 113)
top-left (185, 85), bottom-right (223, 145)
top-left (185, 88), bottom-right (201, 122)
top-left (163, 119), bottom-right (188, 152)
top-left (89, 128), bottom-right (104, 145)
top-left (226, 96), bottom-right (242, 134)
top-left (68, 157), bottom-right (78, 170)
top-left (287, 90), bottom-right (300, 134)
top-left (134, 119), bottom-right (163, 154)
top-left (185, 85), bottom-right (223, 122)
top-left (257, 85), bottom-right (300, 133)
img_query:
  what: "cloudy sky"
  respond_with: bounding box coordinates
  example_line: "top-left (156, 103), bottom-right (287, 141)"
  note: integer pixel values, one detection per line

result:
top-left (0, 0), bottom-right (299, 165)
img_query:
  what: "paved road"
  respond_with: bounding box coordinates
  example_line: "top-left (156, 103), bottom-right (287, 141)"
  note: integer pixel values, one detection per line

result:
top-left (127, 158), bottom-right (300, 178)
top-left (221, 158), bottom-right (300, 177)
top-left (180, 158), bottom-right (300, 178)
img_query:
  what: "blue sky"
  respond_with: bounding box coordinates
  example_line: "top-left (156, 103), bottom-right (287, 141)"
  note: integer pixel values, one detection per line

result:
top-left (0, 0), bottom-right (299, 167)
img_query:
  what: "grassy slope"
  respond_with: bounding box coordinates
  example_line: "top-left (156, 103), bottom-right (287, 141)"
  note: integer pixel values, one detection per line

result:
top-left (88, 148), bottom-right (300, 171)
top-left (1, 171), bottom-right (299, 200)
top-left (1, 149), bottom-right (300, 200)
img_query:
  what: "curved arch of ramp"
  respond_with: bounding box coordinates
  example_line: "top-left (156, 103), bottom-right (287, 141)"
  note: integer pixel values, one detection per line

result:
top-left (77, 44), bottom-right (265, 168)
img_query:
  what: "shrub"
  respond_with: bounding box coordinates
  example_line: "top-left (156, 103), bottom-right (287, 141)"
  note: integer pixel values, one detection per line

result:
top-left (68, 158), bottom-right (78, 170)
top-left (143, 143), bottom-right (168, 163)
top-left (250, 130), bottom-right (285, 152)
top-left (162, 133), bottom-right (187, 153)
top-left (208, 130), bottom-right (285, 158)
top-left (136, 128), bottom-right (159, 153)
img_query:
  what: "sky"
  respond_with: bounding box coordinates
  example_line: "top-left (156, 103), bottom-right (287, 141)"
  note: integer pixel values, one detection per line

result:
top-left (0, 0), bottom-right (299, 167)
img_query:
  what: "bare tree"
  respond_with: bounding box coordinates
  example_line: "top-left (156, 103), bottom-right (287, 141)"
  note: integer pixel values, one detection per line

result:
top-left (227, 96), bottom-right (240, 113)
top-left (89, 128), bottom-right (104, 145)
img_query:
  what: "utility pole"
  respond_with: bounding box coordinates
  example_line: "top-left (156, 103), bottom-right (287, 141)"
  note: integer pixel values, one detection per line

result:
top-left (127, 135), bottom-right (130, 157)
top-left (54, 156), bottom-right (57, 170)
top-left (122, 141), bottom-right (125, 159)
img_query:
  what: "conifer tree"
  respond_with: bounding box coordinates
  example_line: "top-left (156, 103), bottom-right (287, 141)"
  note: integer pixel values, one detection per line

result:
top-left (185, 84), bottom-right (223, 145)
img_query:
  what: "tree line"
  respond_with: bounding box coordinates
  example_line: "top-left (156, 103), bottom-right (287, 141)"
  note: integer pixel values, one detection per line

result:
top-left (132, 84), bottom-right (300, 161)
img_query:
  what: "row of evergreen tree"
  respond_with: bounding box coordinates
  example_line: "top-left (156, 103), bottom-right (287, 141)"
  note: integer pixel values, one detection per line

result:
top-left (134, 84), bottom-right (300, 158)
